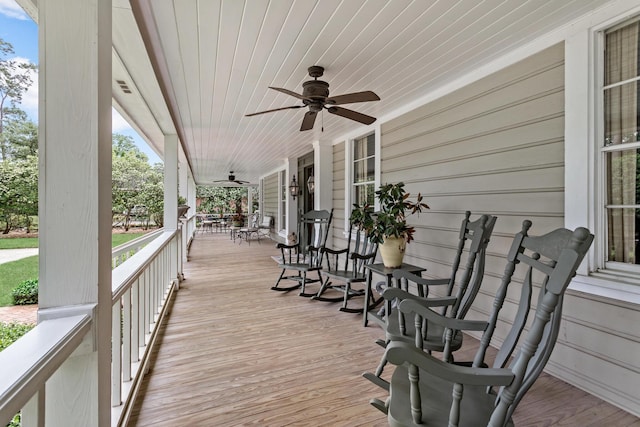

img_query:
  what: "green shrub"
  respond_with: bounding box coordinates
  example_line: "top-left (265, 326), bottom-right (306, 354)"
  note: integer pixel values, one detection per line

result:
top-left (11, 279), bottom-right (38, 305)
top-left (0, 322), bottom-right (33, 352)
top-left (1, 322), bottom-right (34, 427)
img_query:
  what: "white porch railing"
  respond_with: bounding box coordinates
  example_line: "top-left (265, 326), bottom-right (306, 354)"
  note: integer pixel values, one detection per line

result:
top-left (0, 228), bottom-right (188, 427)
top-left (112, 228), bottom-right (165, 268)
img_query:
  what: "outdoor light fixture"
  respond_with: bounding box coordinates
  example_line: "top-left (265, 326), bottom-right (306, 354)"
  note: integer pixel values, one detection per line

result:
top-left (307, 175), bottom-right (315, 194)
top-left (289, 175), bottom-right (300, 200)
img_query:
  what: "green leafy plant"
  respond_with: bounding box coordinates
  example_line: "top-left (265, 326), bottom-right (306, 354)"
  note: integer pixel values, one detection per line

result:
top-left (1, 321), bottom-right (34, 427)
top-left (11, 278), bottom-right (38, 305)
top-left (0, 321), bottom-right (33, 351)
top-left (351, 182), bottom-right (429, 244)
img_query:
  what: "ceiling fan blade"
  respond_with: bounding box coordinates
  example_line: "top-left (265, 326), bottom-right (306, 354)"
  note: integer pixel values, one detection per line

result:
top-left (245, 105), bottom-right (304, 117)
top-left (300, 111), bottom-right (318, 131)
top-left (326, 91), bottom-right (380, 105)
top-left (327, 106), bottom-right (376, 125)
top-left (269, 87), bottom-right (310, 101)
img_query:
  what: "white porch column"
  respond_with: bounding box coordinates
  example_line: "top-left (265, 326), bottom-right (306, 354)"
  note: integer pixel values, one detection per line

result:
top-left (164, 135), bottom-right (178, 231)
top-left (247, 186), bottom-right (254, 215)
top-left (187, 172), bottom-right (196, 213)
top-left (178, 160), bottom-right (188, 205)
top-left (313, 140), bottom-right (333, 211)
top-left (36, 0), bottom-right (112, 425)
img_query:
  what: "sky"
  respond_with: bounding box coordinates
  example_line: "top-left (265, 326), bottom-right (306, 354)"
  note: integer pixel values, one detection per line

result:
top-left (0, 0), bottom-right (162, 164)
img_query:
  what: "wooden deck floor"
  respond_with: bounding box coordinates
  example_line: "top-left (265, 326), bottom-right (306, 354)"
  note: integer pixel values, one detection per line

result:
top-left (129, 232), bottom-right (640, 427)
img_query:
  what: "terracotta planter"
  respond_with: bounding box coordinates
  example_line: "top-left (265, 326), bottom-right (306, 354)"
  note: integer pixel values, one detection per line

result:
top-left (379, 236), bottom-right (406, 268)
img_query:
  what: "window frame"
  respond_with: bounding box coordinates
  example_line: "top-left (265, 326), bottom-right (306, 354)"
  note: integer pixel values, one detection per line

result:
top-left (597, 17), bottom-right (640, 273)
top-left (344, 128), bottom-right (380, 235)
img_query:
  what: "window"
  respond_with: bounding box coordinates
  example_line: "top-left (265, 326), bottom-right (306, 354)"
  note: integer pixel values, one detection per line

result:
top-left (352, 133), bottom-right (376, 206)
top-left (602, 20), bottom-right (640, 267)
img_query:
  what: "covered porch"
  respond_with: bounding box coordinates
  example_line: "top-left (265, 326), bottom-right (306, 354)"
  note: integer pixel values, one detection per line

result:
top-left (1, 0), bottom-right (639, 425)
top-left (128, 233), bottom-right (638, 426)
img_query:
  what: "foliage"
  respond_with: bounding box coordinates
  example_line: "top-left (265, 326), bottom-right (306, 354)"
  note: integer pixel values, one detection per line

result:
top-left (0, 321), bottom-right (33, 427)
top-left (351, 182), bottom-right (429, 244)
top-left (112, 134), bottom-right (164, 230)
top-left (0, 255), bottom-right (37, 307)
top-left (2, 108), bottom-right (37, 160)
top-left (196, 185), bottom-right (247, 215)
top-left (0, 38), bottom-right (37, 161)
top-left (0, 155), bottom-right (38, 233)
top-left (11, 278), bottom-right (37, 305)
top-left (0, 321), bottom-right (33, 351)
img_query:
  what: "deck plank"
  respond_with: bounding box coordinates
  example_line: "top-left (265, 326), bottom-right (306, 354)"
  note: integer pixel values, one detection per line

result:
top-left (129, 232), bottom-right (640, 426)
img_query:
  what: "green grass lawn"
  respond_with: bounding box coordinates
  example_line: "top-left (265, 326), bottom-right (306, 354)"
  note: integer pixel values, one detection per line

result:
top-left (0, 232), bottom-right (147, 307)
top-left (0, 238), bottom-right (39, 249)
top-left (0, 256), bottom-right (38, 307)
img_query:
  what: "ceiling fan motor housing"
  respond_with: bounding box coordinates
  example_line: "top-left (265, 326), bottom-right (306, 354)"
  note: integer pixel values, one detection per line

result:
top-left (302, 80), bottom-right (329, 112)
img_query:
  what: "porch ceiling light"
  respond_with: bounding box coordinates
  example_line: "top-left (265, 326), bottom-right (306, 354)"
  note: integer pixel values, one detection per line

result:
top-left (289, 175), bottom-right (300, 200)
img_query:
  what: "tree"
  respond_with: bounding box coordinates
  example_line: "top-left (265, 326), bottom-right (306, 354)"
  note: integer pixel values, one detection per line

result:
top-left (111, 133), bottom-right (163, 230)
top-left (0, 155), bottom-right (38, 233)
top-left (1, 108), bottom-right (37, 160)
top-left (0, 38), bottom-right (37, 160)
top-left (196, 186), bottom-right (247, 216)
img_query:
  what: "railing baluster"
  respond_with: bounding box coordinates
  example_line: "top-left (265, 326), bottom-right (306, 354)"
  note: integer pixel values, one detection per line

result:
top-left (131, 278), bottom-right (140, 363)
top-left (123, 288), bottom-right (132, 382)
top-left (111, 301), bottom-right (122, 406)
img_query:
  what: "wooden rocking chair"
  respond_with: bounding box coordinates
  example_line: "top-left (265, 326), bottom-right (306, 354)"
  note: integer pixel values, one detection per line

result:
top-left (372, 222), bottom-right (594, 427)
top-left (312, 217), bottom-right (378, 312)
top-left (363, 212), bottom-right (497, 389)
top-left (271, 209), bottom-right (333, 296)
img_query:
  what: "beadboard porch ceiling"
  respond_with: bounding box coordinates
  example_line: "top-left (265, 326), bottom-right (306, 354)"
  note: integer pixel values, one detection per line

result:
top-left (106, 0), bottom-right (610, 185)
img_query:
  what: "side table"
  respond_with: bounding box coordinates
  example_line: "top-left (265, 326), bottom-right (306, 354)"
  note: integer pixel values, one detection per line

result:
top-left (363, 262), bottom-right (426, 327)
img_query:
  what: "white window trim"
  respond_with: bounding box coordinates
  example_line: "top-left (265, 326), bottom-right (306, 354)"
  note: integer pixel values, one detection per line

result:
top-left (564, 12), bottom-right (640, 306)
top-left (343, 126), bottom-right (381, 236)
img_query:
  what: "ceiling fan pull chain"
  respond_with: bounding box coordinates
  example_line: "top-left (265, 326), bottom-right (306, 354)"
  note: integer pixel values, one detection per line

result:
top-left (322, 109), bottom-right (324, 132)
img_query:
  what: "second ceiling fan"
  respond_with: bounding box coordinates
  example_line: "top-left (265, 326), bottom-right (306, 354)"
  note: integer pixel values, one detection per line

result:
top-left (246, 66), bottom-right (380, 131)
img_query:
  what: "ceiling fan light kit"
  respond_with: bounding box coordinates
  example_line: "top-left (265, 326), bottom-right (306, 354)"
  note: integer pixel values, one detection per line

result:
top-left (246, 66), bottom-right (380, 131)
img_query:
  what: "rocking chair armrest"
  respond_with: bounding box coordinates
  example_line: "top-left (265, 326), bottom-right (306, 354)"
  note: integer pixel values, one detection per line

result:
top-left (350, 252), bottom-right (377, 261)
top-left (306, 244), bottom-right (322, 253)
top-left (381, 288), bottom-right (457, 308)
top-left (399, 299), bottom-right (489, 332)
top-left (385, 341), bottom-right (514, 387)
top-left (420, 278), bottom-right (451, 286)
top-left (276, 243), bottom-right (297, 250)
top-left (321, 247), bottom-right (349, 256)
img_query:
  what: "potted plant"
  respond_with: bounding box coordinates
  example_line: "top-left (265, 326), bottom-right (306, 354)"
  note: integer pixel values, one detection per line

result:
top-left (178, 196), bottom-right (190, 218)
top-left (351, 182), bottom-right (429, 268)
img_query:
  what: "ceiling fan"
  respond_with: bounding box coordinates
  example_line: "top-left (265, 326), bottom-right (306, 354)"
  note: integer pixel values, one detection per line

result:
top-left (213, 172), bottom-right (250, 185)
top-left (246, 66), bottom-right (380, 131)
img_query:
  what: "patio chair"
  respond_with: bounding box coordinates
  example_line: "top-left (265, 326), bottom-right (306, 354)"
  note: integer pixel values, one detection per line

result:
top-left (271, 209), bottom-right (333, 295)
top-left (238, 213), bottom-right (260, 245)
top-left (371, 222), bottom-right (594, 426)
top-left (363, 212), bottom-right (497, 389)
top-left (257, 215), bottom-right (273, 239)
top-left (311, 216), bottom-right (378, 311)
